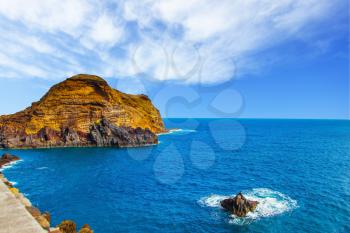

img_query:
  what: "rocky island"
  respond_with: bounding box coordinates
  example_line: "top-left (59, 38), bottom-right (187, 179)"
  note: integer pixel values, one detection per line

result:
top-left (220, 193), bottom-right (259, 217)
top-left (0, 74), bottom-right (166, 149)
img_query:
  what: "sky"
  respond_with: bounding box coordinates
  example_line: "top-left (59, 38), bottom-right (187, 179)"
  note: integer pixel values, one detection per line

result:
top-left (0, 0), bottom-right (348, 119)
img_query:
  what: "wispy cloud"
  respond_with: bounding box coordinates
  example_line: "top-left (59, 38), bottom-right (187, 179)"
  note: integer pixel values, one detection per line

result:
top-left (0, 0), bottom-right (346, 83)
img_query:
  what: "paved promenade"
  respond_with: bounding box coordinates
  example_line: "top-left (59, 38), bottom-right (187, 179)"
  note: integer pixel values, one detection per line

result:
top-left (0, 180), bottom-right (46, 233)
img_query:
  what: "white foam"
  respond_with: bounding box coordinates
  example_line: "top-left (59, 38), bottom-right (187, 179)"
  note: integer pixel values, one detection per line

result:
top-left (9, 181), bottom-right (17, 186)
top-left (158, 129), bottom-right (197, 136)
top-left (199, 194), bottom-right (230, 207)
top-left (36, 167), bottom-right (49, 170)
top-left (198, 188), bottom-right (298, 225)
top-left (0, 159), bottom-right (22, 172)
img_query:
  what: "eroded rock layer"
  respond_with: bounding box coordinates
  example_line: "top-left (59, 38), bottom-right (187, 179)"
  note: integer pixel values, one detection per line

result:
top-left (0, 74), bottom-right (165, 148)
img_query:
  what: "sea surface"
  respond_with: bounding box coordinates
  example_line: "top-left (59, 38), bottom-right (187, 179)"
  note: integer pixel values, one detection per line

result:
top-left (2, 119), bottom-right (350, 233)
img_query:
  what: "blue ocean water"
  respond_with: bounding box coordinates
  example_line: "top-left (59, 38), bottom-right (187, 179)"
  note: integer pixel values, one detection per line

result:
top-left (2, 119), bottom-right (350, 233)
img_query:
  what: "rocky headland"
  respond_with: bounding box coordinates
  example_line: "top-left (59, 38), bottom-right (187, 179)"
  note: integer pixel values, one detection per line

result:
top-left (0, 74), bottom-right (166, 149)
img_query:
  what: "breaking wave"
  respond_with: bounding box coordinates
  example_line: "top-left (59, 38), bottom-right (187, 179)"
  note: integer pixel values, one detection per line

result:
top-left (198, 188), bottom-right (298, 225)
top-left (0, 159), bottom-right (22, 172)
top-left (9, 181), bottom-right (17, 186)
top-left (158, 129), bottom-right (197, 136)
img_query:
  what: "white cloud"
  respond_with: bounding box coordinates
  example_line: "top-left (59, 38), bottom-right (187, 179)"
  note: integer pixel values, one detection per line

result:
top-left (90, 14), bottom-right (123, 44)
top-left (0, 0), bottom-right (93, 36)
top-left (0, 52), bottom-right (48, 77)
top-left (81, 13), bottom-right (124, 49)
top-left (120, 0), bottom-right (343, 84)
top-left (0, 0), bottom-right (345, 84)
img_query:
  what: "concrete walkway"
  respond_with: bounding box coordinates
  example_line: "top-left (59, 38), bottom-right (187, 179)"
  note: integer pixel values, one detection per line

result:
top-left (0, 180), bottom-right (46, 233)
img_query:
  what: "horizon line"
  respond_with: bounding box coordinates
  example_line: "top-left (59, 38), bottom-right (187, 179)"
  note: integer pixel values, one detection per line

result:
top-left (163, 117), bottom-right (350, 121)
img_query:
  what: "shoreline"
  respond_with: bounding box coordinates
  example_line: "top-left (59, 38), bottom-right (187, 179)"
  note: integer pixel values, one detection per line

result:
top-left (157, 128), bottom-right (181, 135)
top-left (0, 159), bottom-right (48, 232)
top-left (0, 140), bottom-right (160, 150)
top-left (0, 153), bottom-right (93, 233)
top-left (0, 177), bottom-right (47, 233)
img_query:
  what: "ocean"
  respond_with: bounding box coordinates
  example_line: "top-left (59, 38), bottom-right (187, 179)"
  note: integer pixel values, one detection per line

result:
top-left (2, 119), bottom-right (350, 233)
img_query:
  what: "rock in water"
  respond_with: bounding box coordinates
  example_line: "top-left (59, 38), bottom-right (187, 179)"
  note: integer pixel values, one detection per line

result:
top-left (78, 224), bottom-right (94, 233)
top-left (220, 193), bottom-right (259, 217)
top-left (58, 220), bottom-right (76, 233)
top-left (0, 153), bottom-right (20, 167)
top-left (0, 74), bottom-right (166, 148)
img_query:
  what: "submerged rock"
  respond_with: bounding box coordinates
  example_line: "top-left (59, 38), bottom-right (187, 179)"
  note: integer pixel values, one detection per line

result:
top-left (0, 74), bottom-right (166, 149)
top-left (220, 192), bottom-right (259, 217)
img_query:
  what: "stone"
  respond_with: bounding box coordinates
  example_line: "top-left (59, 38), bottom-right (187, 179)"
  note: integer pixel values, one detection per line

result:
top-left (36, 215), bottom-right (50, 230)
top-left (0, 153), bottom-right (20, 167)
top-left (4, 180), bottom-right (13, 188)
top-left (220, 192), bottom-right (259, 217)
top-left (42, 211), bottom-right (51, 223)
top-left (9, 187), bottom-right (19, 195)
top-left (2, 153), bottom-right (20, 161)
top-left (50, 227), bottom-right (62, 233)
top-left (0, 74), bottom-right (166, 149)
top-left (78, 224), bottom-right (93, 233)
top-left (26, 206), bottom-right (42, 218)
top-left (58, 220), bottom-right (76, 233)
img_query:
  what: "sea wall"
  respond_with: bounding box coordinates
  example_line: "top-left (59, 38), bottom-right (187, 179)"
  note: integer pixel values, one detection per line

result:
top-left (0, 153), bottom-right (93, 233)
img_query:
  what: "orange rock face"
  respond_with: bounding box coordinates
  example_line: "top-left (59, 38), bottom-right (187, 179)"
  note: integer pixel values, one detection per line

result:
top-left (0, 74), bottom-right (165, 148)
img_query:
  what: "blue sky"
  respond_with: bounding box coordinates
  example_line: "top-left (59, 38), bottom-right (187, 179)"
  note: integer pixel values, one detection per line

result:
top-left (0, 0), bottom-right (348, 119)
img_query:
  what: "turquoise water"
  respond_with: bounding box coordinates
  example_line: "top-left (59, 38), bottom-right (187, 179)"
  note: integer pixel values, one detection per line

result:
top-left (2, 119), bottom-right (350, 233)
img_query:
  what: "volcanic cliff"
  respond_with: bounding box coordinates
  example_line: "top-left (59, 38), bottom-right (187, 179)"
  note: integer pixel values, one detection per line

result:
top-left (0, 74), bottom-right (165, 148)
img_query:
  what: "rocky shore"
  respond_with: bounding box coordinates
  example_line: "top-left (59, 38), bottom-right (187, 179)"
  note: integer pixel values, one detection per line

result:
top-left (0, 118), bottom-right (159, 149)
top-left (0, 153), bottom-right (93, 233)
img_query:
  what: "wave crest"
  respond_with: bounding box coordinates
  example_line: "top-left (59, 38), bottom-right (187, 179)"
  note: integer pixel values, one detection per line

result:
top-left (158, 129), bottom-right (197, 136)
top-left (198, 188), bottom-right (298, 225)
top-left (0, 159), bottom-right (22, 172)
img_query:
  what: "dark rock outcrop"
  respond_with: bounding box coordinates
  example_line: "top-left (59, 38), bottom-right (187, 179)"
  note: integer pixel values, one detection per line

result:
top-left (58, 220), bottom-right (76, 233)
top-left (0, 74), bottom-right (164, 149)
top-left (0, 153), bottom-right (19, 168)
top-left (220, 193), bottom-right (259, 217)
top-left (0, 118), bottom-right (157, 148)
top-left (89, 118), bottom-right (157, 147)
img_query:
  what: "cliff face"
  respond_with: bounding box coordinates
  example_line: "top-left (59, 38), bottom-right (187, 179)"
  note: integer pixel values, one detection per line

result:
top-left (0, 74), bottom-right (165, 148)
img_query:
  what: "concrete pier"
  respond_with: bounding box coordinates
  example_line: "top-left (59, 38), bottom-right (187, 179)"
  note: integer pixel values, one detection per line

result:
top-left (0, 180), bottom-right (46, 233)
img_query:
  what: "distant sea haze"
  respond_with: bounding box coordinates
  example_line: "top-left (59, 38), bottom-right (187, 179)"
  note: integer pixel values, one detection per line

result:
top-left (3, 119), bottom-right (350, 233)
